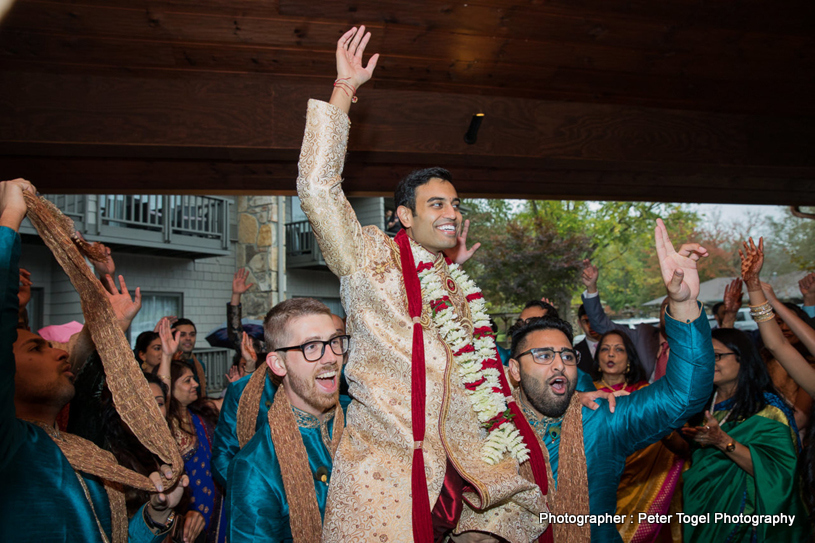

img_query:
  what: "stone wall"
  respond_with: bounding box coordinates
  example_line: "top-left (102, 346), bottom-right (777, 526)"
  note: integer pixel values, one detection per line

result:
top-left (236, 195), bottom-right (284, 319)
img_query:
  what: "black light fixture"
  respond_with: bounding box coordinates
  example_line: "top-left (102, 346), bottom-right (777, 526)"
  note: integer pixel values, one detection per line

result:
top-left (464, 113), bottom-right (485, 144)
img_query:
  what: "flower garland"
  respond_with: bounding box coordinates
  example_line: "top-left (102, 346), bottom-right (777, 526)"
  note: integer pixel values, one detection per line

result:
top-left (414, 247), bottom-right (529, 465)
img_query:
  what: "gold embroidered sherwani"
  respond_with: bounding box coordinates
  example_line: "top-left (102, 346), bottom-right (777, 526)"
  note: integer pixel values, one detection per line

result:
top-left (297, 99), bottom-right (547, 542)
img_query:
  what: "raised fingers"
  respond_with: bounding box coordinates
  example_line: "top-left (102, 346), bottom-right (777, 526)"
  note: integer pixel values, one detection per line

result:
top-left (676, 243), bottom-right (708, 261)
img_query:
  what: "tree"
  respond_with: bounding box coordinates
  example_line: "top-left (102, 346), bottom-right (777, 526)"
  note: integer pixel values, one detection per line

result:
top-left (464, 212), bottom-right (591, 317)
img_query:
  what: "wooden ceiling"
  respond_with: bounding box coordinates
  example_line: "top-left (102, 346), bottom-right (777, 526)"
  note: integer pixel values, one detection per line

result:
top-left (1, 0), bottom-right (813, 204)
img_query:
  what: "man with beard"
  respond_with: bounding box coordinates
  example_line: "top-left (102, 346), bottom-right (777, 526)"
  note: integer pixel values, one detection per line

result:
top-left (226, 298), bottom-right (348, 543)
top-left (508, 219), bottom-right (715, 542)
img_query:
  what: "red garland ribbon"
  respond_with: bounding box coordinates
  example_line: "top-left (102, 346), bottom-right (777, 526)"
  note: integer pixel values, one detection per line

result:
top-left (394, 230), bottom-right (434, 543)
top-left (395, 230), bottom-right (552, 543)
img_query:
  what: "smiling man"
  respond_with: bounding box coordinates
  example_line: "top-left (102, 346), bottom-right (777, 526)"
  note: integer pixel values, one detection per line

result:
top-left (226, 298), bottom-right (348, 543)
top-left (297, 26), bottom-right (550, 543)
top-left (508, 219), bottom-right (715, 542)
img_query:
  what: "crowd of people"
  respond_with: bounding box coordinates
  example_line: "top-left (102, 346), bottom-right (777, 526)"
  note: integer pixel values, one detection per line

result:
top-left (1, 25), bottom-right (813, 543)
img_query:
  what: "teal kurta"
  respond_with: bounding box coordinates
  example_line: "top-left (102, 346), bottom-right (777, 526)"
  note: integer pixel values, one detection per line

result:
top-left (226, 405), bottom-right (338, 543)
top-left (0, 227), bottom-right (163, 543)
top-left (525, 306), bottom-right (714, 542)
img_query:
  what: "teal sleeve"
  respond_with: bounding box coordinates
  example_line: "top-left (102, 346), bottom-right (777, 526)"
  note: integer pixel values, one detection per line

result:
top-left (211, 376), bottom-right (249, 487)
top-left (576, 368), bottom-right (595, 392)
top-left (606, 304), bottom-right (714, 455)
top-left (802, 305), bottom-right (815, 319)
top-left (0, 228), bottom-right (21, 471)
top-left (127, 504), bottom-right (171, 543)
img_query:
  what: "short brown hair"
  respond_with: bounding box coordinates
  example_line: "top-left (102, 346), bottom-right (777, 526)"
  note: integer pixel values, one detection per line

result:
top-left (263, 298), bottom-right (332, 350)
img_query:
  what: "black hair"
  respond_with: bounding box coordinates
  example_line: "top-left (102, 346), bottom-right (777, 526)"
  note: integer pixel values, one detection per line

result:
top-left (167, 361), bottom-right (219, 429)
top-left (783, 302), bottom-right (815, 330)
top-left (171, 318), bottom-right (196, 331)
top-left (595, 330), bottom-right (646, 385)
top-left (393, 167), bottom-right (453, 213)
top-left (711, 302), bottom-right (724, 316)
top-left (521, 299), bottom-right (560, 320)
top-left (707, 328), bottom-right (777, 423)
top-left (100, 372), bottom-right (165, 516)
top-left (577, 304), bottom-right (587, 319)
top-left (133, 331), bottom-right (160, 363)
top-left (510, 316), bottom-right (574, 359)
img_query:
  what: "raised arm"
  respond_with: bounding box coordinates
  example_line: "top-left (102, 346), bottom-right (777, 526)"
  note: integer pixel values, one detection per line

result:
top-left (799, 272), bottom-right (815, 317)
top-left (608, 219), bottom-right (714, 453)
top-left (580, 259), bottom-right (638, 338)
top-left (0, 179), bottom-right (34, 469)
top-left (157, 317), bottom-right (177, 394)
top-left (296, 26), bottom-right (379, 277)
top-left (741, 239), bottom-right (815, 397)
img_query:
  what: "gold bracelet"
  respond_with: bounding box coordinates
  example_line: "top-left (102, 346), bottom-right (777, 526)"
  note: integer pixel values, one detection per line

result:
top-left (753, 311), bottom-right (775, 323)
top-left (158, 375), bottom-right (171, 383)
top-left (749, 301), bottom-right (772, 311)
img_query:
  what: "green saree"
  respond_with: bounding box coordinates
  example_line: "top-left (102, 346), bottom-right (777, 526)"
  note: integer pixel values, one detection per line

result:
top-left (683, 393), bottom-right (809, 541)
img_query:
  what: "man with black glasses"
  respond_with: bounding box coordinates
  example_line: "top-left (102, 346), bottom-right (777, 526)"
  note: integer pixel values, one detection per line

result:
top-left (226, 298), bottom-right (350, 543)
top-left (507, 219), bottom-right (715, 542)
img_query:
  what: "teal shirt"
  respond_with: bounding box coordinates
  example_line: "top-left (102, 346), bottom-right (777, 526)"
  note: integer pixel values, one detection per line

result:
top-left (0, 228), bottom-right (163, 543)
top-left (211, 373), bottom-right (276, 487)
top-left (525, 308), bottom-right (714, 542)
top-left (226, 405), bottom-right (338, 543)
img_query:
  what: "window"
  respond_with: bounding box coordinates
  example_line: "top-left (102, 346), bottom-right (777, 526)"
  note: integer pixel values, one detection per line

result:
top-left (129, 292), bottom-right (184, 347)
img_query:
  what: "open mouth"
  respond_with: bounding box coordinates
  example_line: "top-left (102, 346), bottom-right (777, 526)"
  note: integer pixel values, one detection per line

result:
top-left (549, 376), bottom-right (568, 395)
top-left (315, 369), bottom-right (338, 393)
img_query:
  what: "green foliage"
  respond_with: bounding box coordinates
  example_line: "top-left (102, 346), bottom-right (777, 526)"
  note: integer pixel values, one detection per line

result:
top-left (464, 199), bottom-right (701, 315)
top-left (767, 210), bottom-right (815, 271)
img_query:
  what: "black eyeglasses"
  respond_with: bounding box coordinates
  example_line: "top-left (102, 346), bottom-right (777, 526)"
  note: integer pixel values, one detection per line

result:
top-left (713, 352), bottom-right (737, 362)
top-left (275, 335), bottom-right (351, 362)
top-left (516, 347), bottom-right (580, 366)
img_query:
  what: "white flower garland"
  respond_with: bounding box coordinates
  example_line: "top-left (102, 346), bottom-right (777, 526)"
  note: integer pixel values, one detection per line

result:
top-left (414, 248), bottom-right (529, 465)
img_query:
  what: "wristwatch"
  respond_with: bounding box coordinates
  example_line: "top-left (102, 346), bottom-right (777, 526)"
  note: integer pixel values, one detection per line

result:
top-left (144, 507), bottom-right (176, 533)
top-left (724, 440), bottom-right (736, 453)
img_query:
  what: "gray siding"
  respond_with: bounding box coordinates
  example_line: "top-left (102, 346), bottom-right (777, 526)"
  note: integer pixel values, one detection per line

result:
top-left (349, 197), bottom-right (384, 230)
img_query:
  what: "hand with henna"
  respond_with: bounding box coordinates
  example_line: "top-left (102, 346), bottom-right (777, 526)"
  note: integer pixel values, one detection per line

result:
top-left (738, 237), bottom-right (764, 292)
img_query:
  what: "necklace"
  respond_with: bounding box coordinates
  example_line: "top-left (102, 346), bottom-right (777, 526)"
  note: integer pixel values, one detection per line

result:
top-left (600, 376), bottom-right (625, 391)
top-left (414, 245), bottom-right (528, 465)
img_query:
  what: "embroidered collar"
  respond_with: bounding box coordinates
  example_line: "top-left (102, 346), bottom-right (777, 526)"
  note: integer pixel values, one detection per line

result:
top-left (292, 405), bottom-right (335, 429)
top-left (517, 393), bottom-right (564, 432)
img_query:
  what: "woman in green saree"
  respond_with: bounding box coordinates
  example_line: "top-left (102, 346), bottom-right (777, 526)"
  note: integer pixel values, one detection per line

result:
top-left (680, 327), bottom-right (809, 541)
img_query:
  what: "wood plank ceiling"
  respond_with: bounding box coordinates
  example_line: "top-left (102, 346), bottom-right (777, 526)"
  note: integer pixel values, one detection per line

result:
top-left (0, 0), bottom-right (813, 204)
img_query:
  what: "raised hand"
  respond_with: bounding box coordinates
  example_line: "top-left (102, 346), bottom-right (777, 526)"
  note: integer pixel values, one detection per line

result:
top-left (92, 242), bottom-right (115, 278)
top-left (443, 219), bottom-right (481, 265)
top-left (739, 237), bottom-right (764, 291)
top-left (158, 317), bottom-right (179, 357)
top-left (581, 259), bottom-right (599, 293)
top-left (722, 277), bottom-right (743, 314)
top-left (18, 269), bottom-right (32, 309)
top-left (104, 274), bottom-right (142, 332)
top-left (232, 268), bottom-right (254, 295)
top-left (225, 365), bottom-right (244, 383)
top-left (0, 178), bottom-right (35, 231)
top-left (336, 26), bottom-right (379, 90)
top-left (759, 280), bottom-right (780, 305)
top-left (799, 272), bottom-right (815, 306)
top-left (240, 331), bottom-right (258, 372)
top-left (654, 218), bottom-right (708, 306)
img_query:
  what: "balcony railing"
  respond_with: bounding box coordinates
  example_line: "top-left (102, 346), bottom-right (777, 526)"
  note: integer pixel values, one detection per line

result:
top-left (285, 220), bottom-right (326, 268)
top-left (21, 194), bottom-right (231, 257)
